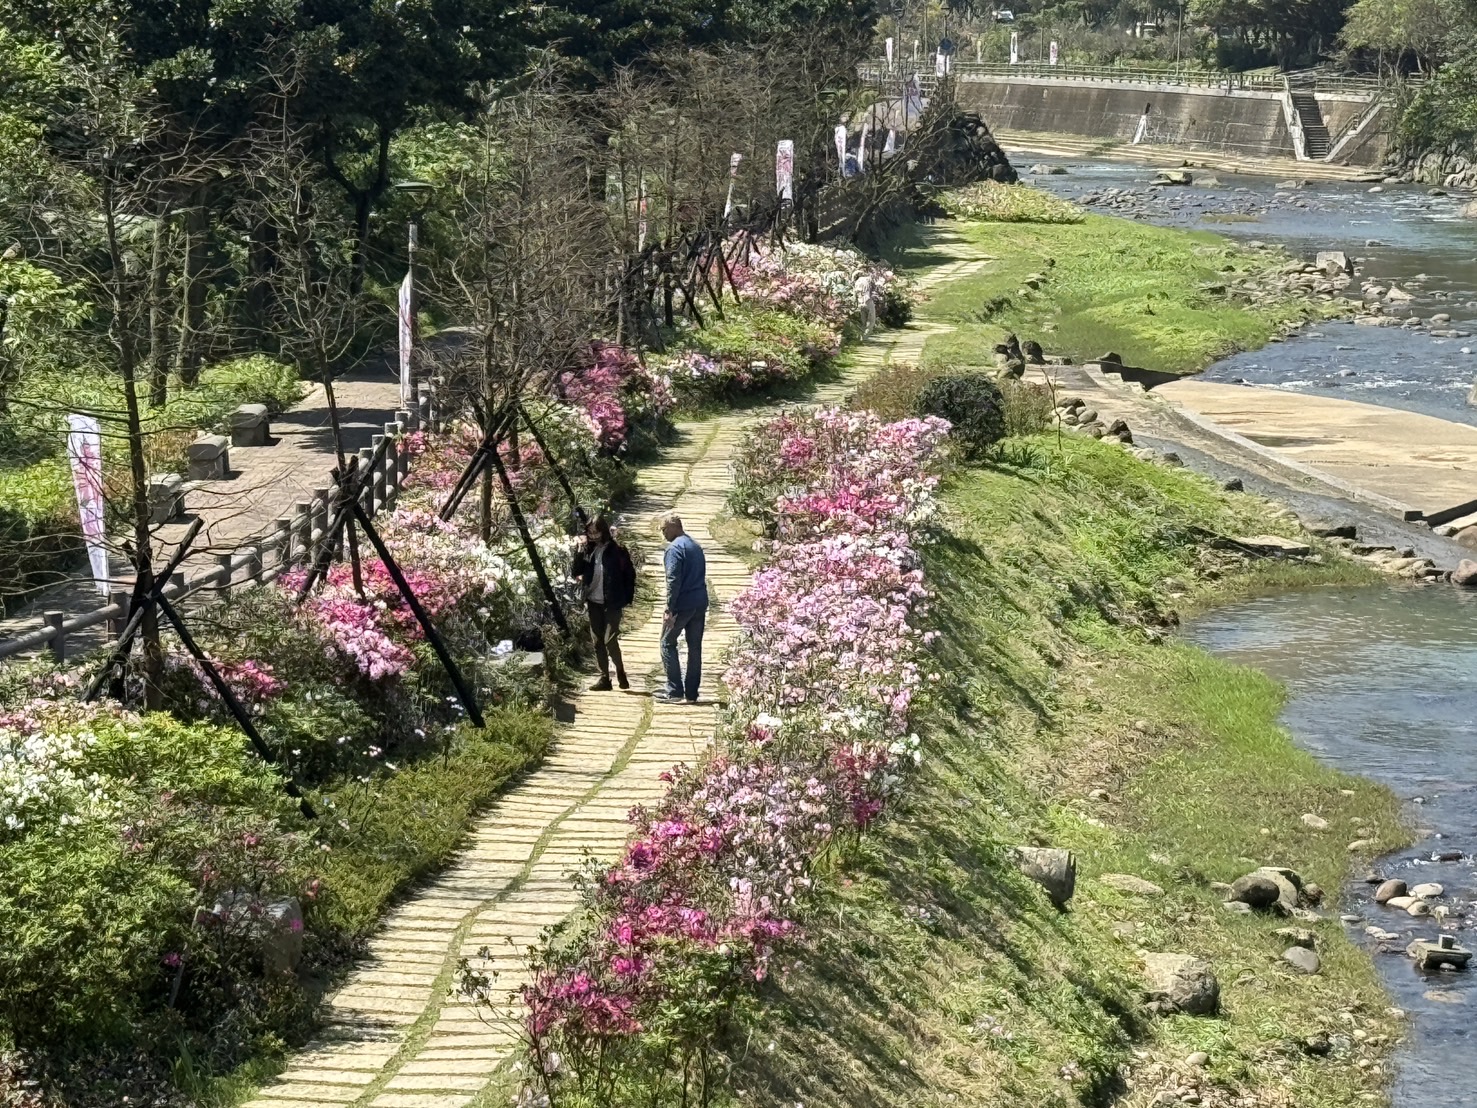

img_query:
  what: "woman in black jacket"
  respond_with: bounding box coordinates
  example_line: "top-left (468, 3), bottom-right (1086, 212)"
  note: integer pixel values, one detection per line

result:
top-left (570, 516), bottom-right (637, 691)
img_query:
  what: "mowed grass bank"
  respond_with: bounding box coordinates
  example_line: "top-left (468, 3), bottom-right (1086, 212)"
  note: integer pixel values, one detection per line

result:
top-left (724, 436), bottom-right (1406, 1108)
top-left (890, 194), bottom-right (1325, 373)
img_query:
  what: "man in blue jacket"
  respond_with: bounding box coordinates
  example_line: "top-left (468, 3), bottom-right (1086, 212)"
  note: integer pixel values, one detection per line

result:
top-left (658, 512), bottom-right (708, 703)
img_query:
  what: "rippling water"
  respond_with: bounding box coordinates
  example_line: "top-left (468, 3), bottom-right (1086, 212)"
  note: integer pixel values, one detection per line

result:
top-left (1188, 586), bottom-right (1477, 1103)
top-left (1024, 158), bottom-right (1477, 427)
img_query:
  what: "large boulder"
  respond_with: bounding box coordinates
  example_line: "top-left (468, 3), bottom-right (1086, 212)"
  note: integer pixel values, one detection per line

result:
top-left (1153, 169), bottom-right (1194, 185)
top-left (1142, 953), bottom-right (1219, 1015)
top-left (1453, 559), bottom-right (1477, 588)
top-left (1374, 878), bottom-right (1407, 904)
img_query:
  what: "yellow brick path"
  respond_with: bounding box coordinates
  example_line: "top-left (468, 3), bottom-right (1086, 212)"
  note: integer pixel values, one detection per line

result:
top-left (241, 238), bottom-right (984, 1108)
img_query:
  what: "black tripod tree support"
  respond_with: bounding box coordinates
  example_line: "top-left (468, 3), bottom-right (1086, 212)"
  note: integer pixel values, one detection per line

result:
top-left (298, 455), bottom-right (487, 730)
top-left (434, 407), bottom-right (573, 637)
top-left (83, 519), bottom-right (318, 820)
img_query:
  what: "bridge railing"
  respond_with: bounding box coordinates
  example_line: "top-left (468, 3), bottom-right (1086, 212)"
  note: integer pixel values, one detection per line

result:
top-left (861, 62), bottom-right (1418, 97)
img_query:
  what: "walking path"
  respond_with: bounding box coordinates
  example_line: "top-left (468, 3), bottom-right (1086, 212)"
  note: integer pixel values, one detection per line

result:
top-left (238, 237), bottom-right (987, 1108)
top-left (0, 361), bottom-right (401, 649)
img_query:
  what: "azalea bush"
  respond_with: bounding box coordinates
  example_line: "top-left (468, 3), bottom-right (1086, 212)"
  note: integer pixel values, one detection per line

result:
top-left (502, 407), bottom-right (948, 1106)
top-left (728, 239), bottom-right (906, 331)
top-left (654, 306), bottom-right (841, 400)
top-left (557, 342), bottom-right (674, 455)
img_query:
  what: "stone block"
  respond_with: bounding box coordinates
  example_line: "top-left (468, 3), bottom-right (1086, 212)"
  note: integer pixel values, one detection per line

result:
top-left (148, 473), bottom-right (184, 524)
top-left (1407, 934), bottom-right (1472, 972)
top-left (187, 433), bottom-right (230, 480)
top-left (230, 403), bottom-right (270, 447)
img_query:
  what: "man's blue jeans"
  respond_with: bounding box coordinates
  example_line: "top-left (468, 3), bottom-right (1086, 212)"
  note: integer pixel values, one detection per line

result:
top-left (660, 607), bottom-right (706, 701)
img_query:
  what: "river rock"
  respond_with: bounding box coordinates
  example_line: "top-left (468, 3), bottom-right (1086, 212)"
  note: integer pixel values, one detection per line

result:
top-left (1386, 285), bottom-right (1416, 302)
top-left (1374, 878), bottom-right (1407, 904)
top-left (1462, 199), bottom-right (1477, 219)
top-left (1153, 169), bottom-right (1194, 185)
top-left (1275, 927), bottom-right (1317, 949)
top-left (1222, 477), bottom-right (1244, 491)
top-left (1385, 895), bottom-right (1417, 910)
top-left (1021, 339), bottom-right (1045, 364)
top-left (1301, 813), bottom-right (1329, 830)
top-left (1142, 953), bottom-right (1219, 1015)
top-left (1107, 418), bottom-right (1132, 442)
top-left (1302, 518), bottom-right (1357, 539)
top-left (1014, 846), bottom-right (1077, 909)
top-left (1460, 527), bottom-right (1477, 551)
top-left (1101, 873), bottom-right (1165, 897)
top-left (1408, 900), bottom-right (1433, 918)
top-left (1412, 882), bottom-right (1445, 899)
top-left (1452, 560), bottom-right (1477, 588)
top-left (1229, 872), bottom-right (1283, 910)
top-left (1316, 250), bottom-right (1351, 276)
top-left (1232, 534), bottom-right (1313, 558)
top-left (1283, 946), bottom-right (1321, 974)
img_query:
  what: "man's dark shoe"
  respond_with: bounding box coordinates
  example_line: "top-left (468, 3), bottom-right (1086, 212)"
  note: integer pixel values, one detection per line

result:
top-left (617, 673), bottom-right (631, 690)
top-left (591, 677), bottom-right (613, 692)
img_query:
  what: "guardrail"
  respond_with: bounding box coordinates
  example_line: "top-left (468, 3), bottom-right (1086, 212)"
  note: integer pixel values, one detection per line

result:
top-left (862, 62), bottom-right (1420, 97)
top-left (0, 379), bottom-right (454, 663)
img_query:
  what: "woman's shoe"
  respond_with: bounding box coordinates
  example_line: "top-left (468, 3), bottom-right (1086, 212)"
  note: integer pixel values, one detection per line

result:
top-left (591, 676), bottom-right (614, 692)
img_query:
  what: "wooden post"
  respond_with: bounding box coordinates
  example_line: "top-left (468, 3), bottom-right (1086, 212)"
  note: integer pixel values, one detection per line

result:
top-left (107, 589), bottom-right (131, 639)
top-left (395, 411), bottom-right (413, 482)
top-left (44, 611), bottom-right (65, 662)
top-left (369, 437), bottom-right (386, 517)
top-left (384, 424), bottom-right (400, 497)
top-left (293, 503), bottom-right (312, 565)
top-left (273, 518), bottom-right (292, 574)
top-left (215, 551), bottom-right (234, 591)
top-left (310, 489), bottom-right (330, 562)
top-left (357, 448), bottom-right (374, 513)
top-left (247, 541), bottom-right (265, 583)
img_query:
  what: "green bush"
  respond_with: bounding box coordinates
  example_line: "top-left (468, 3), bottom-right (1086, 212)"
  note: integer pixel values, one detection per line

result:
top-left (937, 182), bottom-right (1084, 225)
top-left (0, 708), bottom-right (307, 1047)
top-left (914, 373), bottom-right (1007, 458)
top-left (877, 285), bottom-right (913, 329)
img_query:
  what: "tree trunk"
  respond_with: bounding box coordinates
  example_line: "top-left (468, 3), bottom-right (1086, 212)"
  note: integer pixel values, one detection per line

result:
top-left (246, 220), bottom-right (279, 350)
top-left (147, 206), bottom-right (172, 406)
top-left (106, 176), bottom-right (162, 709)
top-left (175, 194), bottom-right (208, 387)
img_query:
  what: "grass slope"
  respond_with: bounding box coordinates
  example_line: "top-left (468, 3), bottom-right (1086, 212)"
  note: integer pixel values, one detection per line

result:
top-left (889, 207), bottom-right (1322, 373)
top-left (725, 437), bottom-right (1406, 1108)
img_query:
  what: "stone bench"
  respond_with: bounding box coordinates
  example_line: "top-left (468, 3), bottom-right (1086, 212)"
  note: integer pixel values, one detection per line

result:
top-left (187, 433), bottom-right (229, 480)
top-left (230, 403), bottom-right (270, 447)
top-left (148, 473), bottom-right (184, 524)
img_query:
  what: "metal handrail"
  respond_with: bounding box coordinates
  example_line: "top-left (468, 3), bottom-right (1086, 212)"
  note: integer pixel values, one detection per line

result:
top-left (861, 61), bottom-right (1420, 96)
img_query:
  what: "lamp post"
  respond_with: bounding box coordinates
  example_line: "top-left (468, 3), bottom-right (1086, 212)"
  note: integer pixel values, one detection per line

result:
top-left (394, 180), bottom-right (434, 407)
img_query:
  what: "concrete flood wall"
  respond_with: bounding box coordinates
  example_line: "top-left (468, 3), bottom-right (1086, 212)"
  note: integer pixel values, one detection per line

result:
top-left (955, 76), bottom-right (1389, 166)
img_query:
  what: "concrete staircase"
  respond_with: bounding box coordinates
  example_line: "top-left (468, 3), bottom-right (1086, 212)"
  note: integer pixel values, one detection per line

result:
top-left (1290, 90), bottom-right (1331, 159)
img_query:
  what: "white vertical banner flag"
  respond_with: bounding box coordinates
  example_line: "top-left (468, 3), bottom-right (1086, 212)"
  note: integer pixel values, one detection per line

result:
top-left (1050, 40), bottom-right (1059, 65)
top-left (976, 37), bottom-right (982, 63)
top-left (775, 140), bottom-right (794, 201)
top-left (883, 129), bottom-right (896, 155)
top-left (397, 272), bottom-right (413, 406)
top-left (1133, 108), bottom-right (1150, 144)
top-left (66, 414), bottom-right (108, 594)
top-left (1010, 32), bottom-right (1019, 64)
top-left (834, 124), bottom-right (847, 174)
top-left (858, 119), bottom-right (871, 173)
top-left (935, 51), bottom-right (946, 77)
top-left (722, 152), bottom-right (742, 220)
top-left (904, 75), bottom-right (923, 123)
top-left (637, 179), bottom-right (648, 250)
top-left (885, 36), bottom-right (894, 68)
top-left (912, 38), bottom-right (919, 62)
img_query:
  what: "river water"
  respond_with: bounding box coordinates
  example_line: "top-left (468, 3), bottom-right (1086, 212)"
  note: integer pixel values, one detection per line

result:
top-left (1023, 158), bottom-right (1477, 426)
top-left (1188, 588), bottom-right (1477, 1103)
top-left (1011, 153), bottom-right (1477, 1098)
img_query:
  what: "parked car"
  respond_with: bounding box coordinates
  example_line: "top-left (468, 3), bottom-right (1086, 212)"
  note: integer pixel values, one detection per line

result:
top-left (993, 9), bottom-right (1015, 21)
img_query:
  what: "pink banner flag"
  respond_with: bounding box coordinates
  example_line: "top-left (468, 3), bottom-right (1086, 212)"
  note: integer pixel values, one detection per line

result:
top-left (66, 414), bottom-right (108, 594)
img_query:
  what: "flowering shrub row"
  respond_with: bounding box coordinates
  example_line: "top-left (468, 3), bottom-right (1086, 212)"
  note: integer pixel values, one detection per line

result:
top-left (509, 407), bottom-right (948, 1103)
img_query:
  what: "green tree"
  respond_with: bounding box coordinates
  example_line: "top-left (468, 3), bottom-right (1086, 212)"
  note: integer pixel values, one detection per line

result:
top-left (1340, 0), bottom-right (1459, 70)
